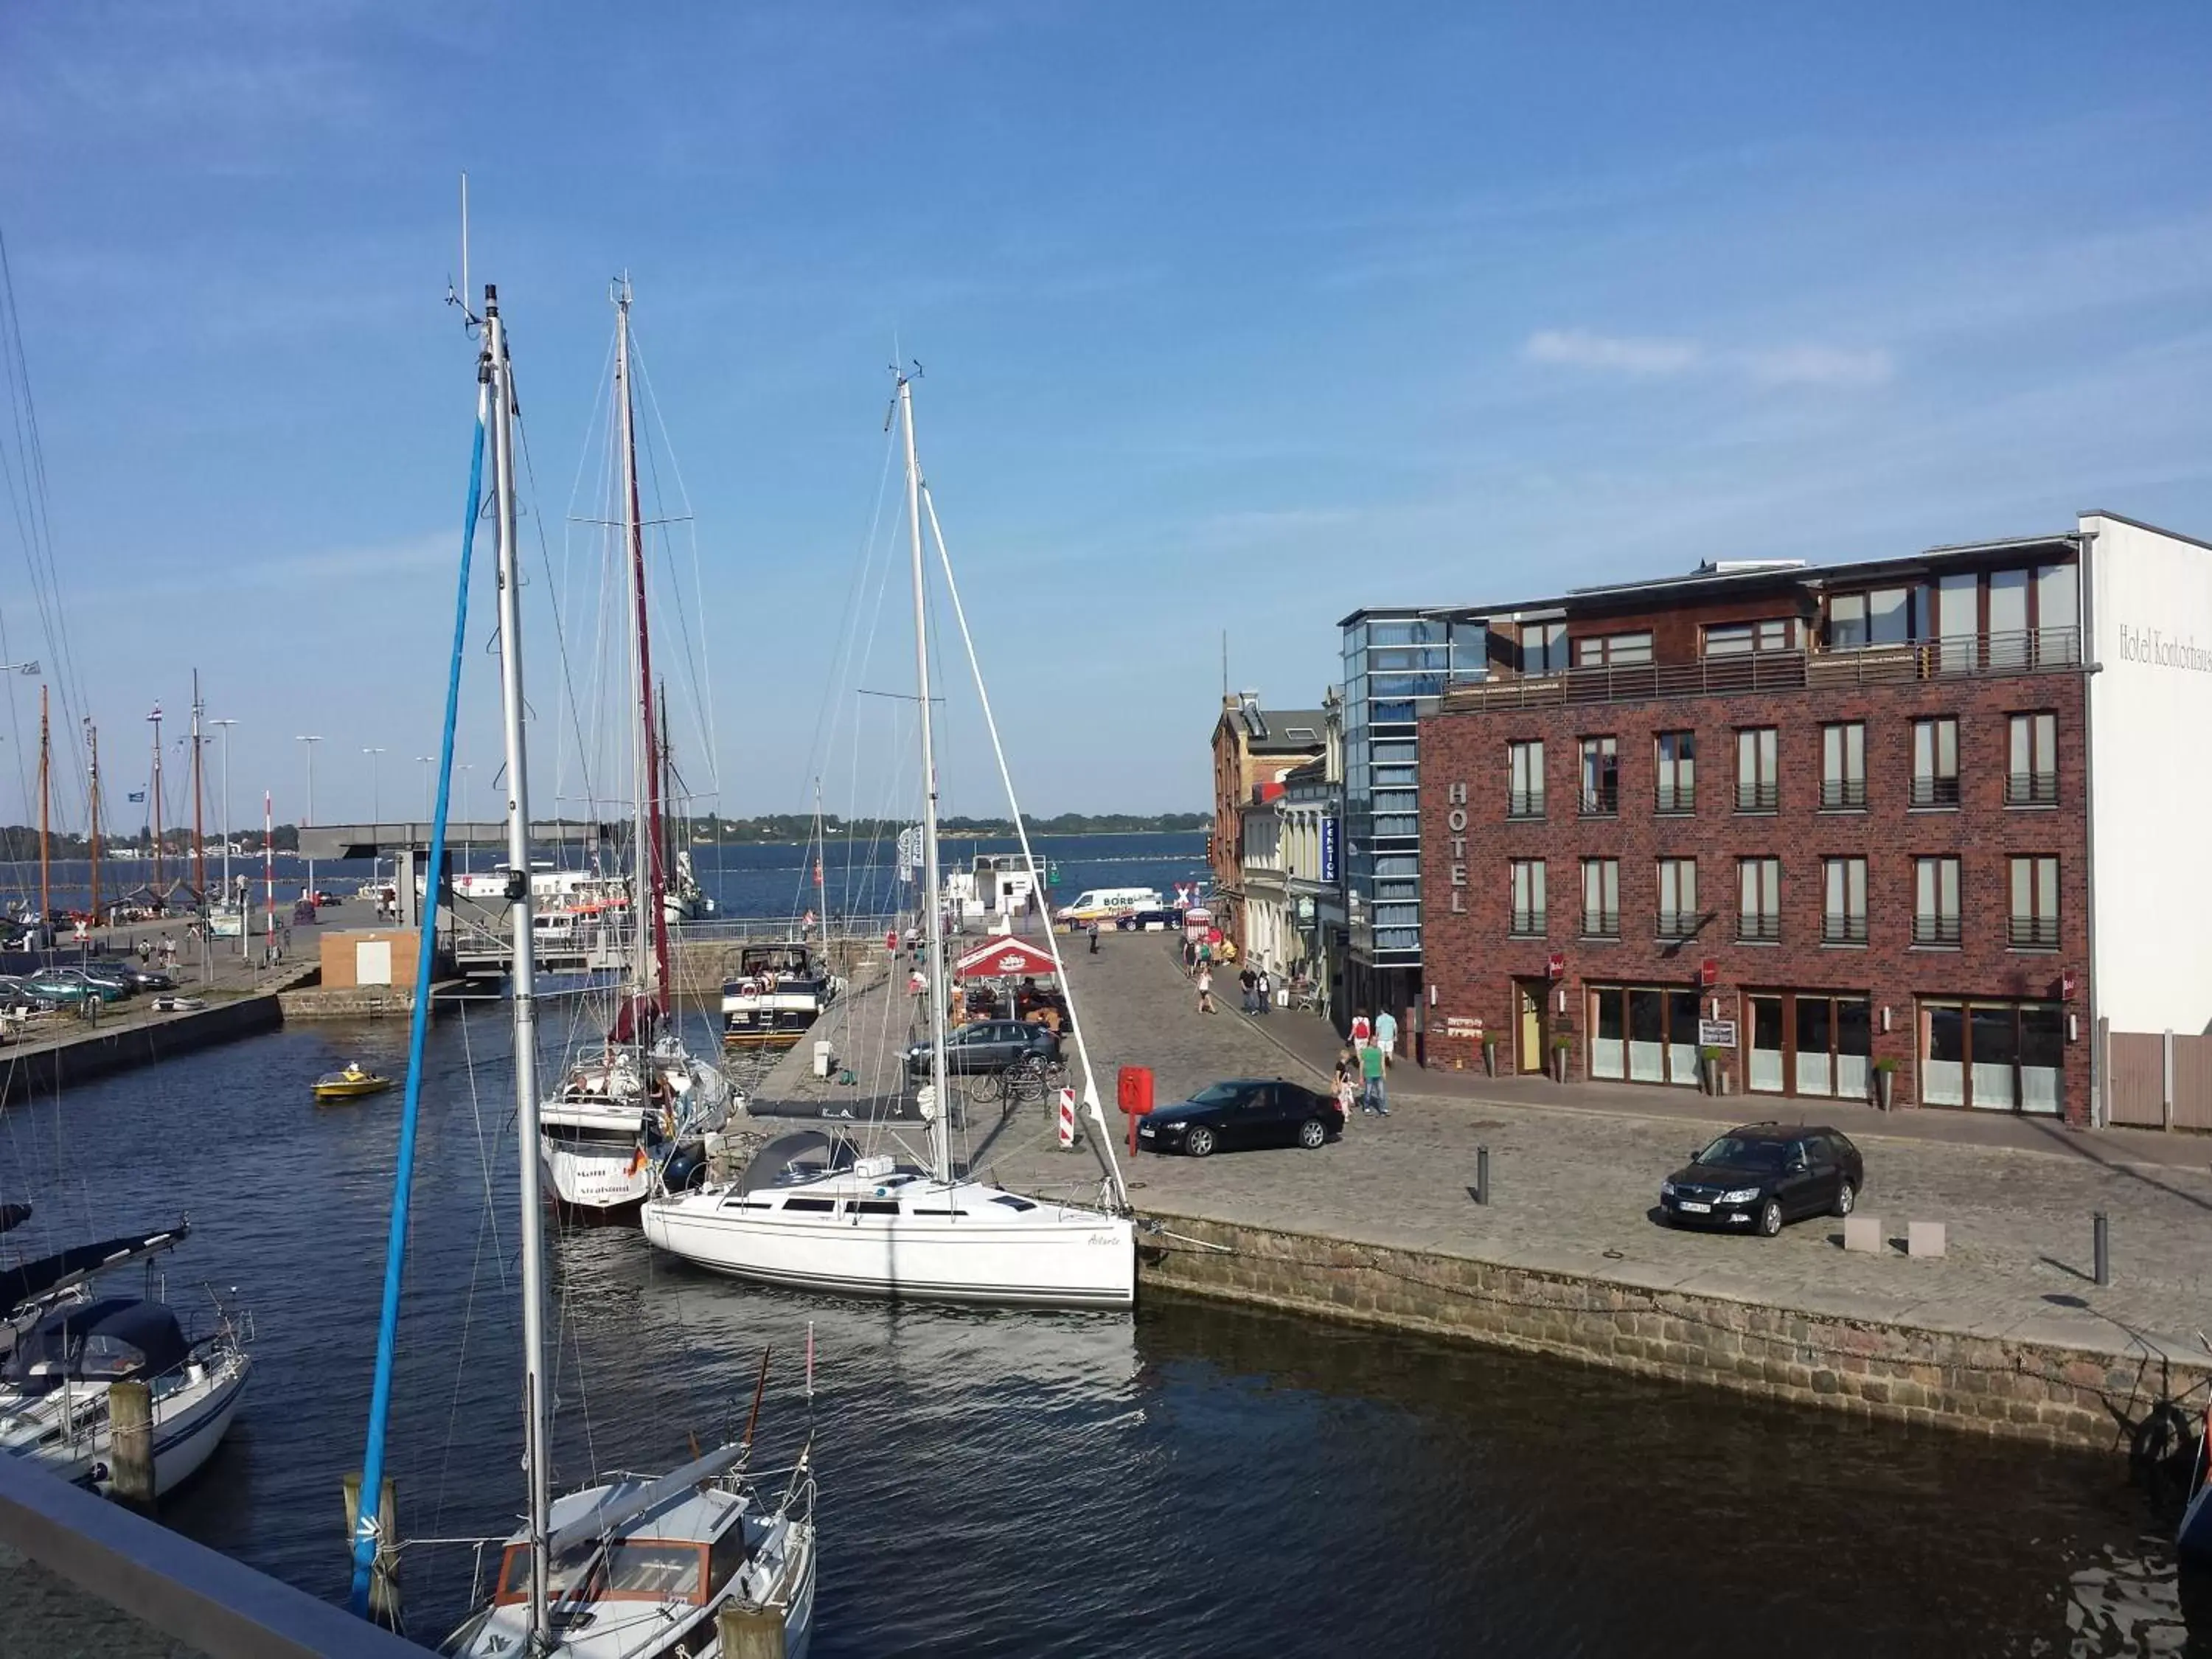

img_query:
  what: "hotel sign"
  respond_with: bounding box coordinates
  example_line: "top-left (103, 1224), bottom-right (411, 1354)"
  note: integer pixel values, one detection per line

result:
top-left (1444, 782), bottom-right (1468, 912)
top-left (1320, 816), bottom-right (1339, 885)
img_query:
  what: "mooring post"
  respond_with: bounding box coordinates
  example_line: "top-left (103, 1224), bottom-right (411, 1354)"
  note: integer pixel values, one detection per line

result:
top-left (108, 1380), bottom-right (155, 1512)
top-left (1475, 1144), bottom-right (1490, 1206)
top-left (2093, 1211), bottom-right (2111, 1287)
top-left (717, 1603), bottom-right (787, 1659)
top-left (343, 1471), bottom-right (403, 1627)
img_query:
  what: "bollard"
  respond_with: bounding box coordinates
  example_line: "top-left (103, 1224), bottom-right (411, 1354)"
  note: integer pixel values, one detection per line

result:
top-left (718, 1603), bottom-right (787, 1659)
top-left (1475, 1144), bottom-right (1490, 1206)
top-left (107, 1380), bottom-right (155, 1511)
top-left (342, 1472), bottom-right (403, 1627)
top-left (2093, 1211), bottom-right (2110, 1287)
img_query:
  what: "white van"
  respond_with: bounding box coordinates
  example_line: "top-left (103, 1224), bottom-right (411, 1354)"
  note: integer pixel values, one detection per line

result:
top-left (1057, 886), bottom-right (1165, 924)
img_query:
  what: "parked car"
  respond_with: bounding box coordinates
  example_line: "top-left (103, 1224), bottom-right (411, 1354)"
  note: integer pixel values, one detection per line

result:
top-left (74, 961), bottom-right (139, 997)
top-left (1139, 1078), bottom-right (1343, 1158)
top-left (21, 969), bottom-right (128, 1005)
top-left (1115, 909), bottom-right (1178, 932)
top-left (905, 1020), bottom-right (1062, 1077)
top-left (112, 964), bottom-right (175, 992)
top-left (1659, 1122), bottom-right (1865, 1237)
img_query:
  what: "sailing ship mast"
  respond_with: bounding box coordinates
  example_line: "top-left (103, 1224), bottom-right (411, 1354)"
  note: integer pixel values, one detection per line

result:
top-left (613, 282), bottom-right (672, 1015)
top-left (897, 370), bottom-right (953, 1186)
top-left (85, 719), bottom-right (100, 926)
top-left (148, 705), bottom-right (163, 897)
top-left (36, 684), bottom-right (48, 931)
top-left (484, 284), bottom-right (554, 1646)
top-left (190, 671), bottom-right (206, 908)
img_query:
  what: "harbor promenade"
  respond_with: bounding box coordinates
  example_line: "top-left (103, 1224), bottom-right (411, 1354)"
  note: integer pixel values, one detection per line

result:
top-left (767, 928), bottom-right (2212, 1448)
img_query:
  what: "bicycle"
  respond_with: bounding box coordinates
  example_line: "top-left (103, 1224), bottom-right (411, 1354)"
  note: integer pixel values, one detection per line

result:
top-left (994, 1054), bottom-right (1067, 1116)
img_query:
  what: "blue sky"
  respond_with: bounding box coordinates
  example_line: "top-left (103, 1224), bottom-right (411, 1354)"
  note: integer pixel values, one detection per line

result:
top-left (1, 1), bottom-right (2208, 829)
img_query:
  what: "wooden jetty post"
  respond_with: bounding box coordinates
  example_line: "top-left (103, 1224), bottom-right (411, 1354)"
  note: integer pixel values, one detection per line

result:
top-left (107, 1380), bottom-right (156, 1511)
top-left (716, 1602), bottom-right (787, 1659)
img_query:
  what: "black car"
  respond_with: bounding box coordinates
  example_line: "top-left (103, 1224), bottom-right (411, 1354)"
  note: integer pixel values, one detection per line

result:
top-left (1659, 1122), bottom-right (1865, 1237)
top-left (906, 1020), bottom-right (1062, 1077)
top-left (1138, 1078), bottom-right (1343, 1158)
top-left (107, 962), bottom-right (175, 992)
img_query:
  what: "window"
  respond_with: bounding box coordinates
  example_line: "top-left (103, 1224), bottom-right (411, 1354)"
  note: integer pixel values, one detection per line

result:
top-left (1820, 723), bottom-right (1866, 809)
top-left (1510, 860), bottom-right (1546, 936)
top-left (2008, 712), bottom-right (2057, 805)
top-left (1704, 619), bottom-right (1796, 656)
top-left (1508, 740), bottom-right (1545, 818)
top-left (1736, 727), bottom-right (1778, 812)
top-left (1911, 717), bottom-right (1959, 808)
top-left (1914, 856), bottom-right (1962, 946)
top-left (1655, 858), bottom-right (1698, 939)
top-left (1823, 857), bottom-right (1868, 944)
top-left (1828, 587), bottom-right (1912, 650)
top-left (2009, 855), bottom-right (2059, 950)
top-left (1738, 858), bottom-right (1780, 942)
top-left (1654, 731), bottom-right (1695, 813)
top-left (2034, 563), bottom-right (2079, 664)
top-left (1520, 621), bottom-right (1567, 675)
top-left (1573, 632), bottom-right (1654, 668)
top-left (1580, 858), bottom-right (1619, 938)
top-left (1579, 737), bottom-right (1618, 816)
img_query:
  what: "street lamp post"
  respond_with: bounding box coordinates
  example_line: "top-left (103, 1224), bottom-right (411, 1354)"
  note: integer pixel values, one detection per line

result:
top-left (296, 734), bottom-right (321, 901)
top-left (457, 763), bottom-right (473, 873)
top-left (211, 718), bottom-right (238, 952)
top-left (364, 747), bottom-right (387, 824)
top-left (416, 755), bottom-right (434, 824)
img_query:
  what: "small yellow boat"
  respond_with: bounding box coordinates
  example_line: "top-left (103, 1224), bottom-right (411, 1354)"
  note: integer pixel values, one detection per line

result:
top-left (313, 1062), bottom-right (394, 1102)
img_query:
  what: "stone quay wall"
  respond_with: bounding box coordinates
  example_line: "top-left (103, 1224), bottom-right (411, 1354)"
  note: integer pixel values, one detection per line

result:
top-left (1138, 1211), bottom-right (2205, 1452)
top-left (0, 995), bottom-right (283, 1106)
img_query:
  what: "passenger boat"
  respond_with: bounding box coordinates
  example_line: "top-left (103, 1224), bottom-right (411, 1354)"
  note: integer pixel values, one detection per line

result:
top-left (720, 944), bottom-right (840, 1048)
top-left (313, 1062), bottom-right (394, 1102)
top-left (644, 370), bottom-right (1135, 1310)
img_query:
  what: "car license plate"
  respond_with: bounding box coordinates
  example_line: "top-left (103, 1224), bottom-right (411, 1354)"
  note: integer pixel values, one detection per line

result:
top-left (1677, 1200), bottom-right (1711, 1214)
top-left (1138, 1125), bottom-right (1155, 1138)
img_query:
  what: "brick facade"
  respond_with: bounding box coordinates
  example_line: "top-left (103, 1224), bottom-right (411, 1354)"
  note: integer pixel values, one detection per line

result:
top-left (1420, 669), bottom-right (2093, 1124)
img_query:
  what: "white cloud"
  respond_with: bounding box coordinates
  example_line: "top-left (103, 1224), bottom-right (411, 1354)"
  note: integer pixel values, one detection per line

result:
top-left (1739, 344), bottom-right (1895, 388)
top-left (1525, 329), bottom-right (1701, 375)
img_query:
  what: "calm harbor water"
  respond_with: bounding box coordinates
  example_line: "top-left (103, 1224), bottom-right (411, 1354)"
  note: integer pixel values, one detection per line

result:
top-left (0, 943), bottom-right (2203, 1653)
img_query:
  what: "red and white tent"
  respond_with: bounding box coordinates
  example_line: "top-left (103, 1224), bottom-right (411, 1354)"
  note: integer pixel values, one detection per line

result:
top-left (951, 933), bottom-right (1062, 981)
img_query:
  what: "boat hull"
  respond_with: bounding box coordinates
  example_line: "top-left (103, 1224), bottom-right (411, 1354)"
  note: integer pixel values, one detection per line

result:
top-left (641, 1200), bottom-right (1135, 1308)
top-left (313, 1079), bottom-right (392, 1102)
top-left (4, 1352), bottom-right (249, 1499)
top-left (541, 1141), bottom-right (653, 1215)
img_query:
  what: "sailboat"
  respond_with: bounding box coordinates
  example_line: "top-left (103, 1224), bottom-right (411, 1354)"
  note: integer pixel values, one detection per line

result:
top-left (540, 282), bottom-right (730, 1217)
top-left (642, 369), bottom-right (1137, 1309)
top-left (344, 280), bottom-right (813, 1655)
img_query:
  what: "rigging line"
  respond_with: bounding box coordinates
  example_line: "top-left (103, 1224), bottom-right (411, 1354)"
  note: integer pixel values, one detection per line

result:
top-left (622, 330), bottom-right (717, 795)
top-left (549, 330), bottom-right (617, 853)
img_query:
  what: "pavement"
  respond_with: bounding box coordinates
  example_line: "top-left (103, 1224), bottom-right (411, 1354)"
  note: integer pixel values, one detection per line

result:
top-left (945, 931), bottom-right (2212, 1364)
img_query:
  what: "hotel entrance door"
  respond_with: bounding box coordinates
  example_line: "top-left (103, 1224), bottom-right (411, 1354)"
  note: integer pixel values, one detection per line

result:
top-left (1516, 981), bottom-right (1545, 1073)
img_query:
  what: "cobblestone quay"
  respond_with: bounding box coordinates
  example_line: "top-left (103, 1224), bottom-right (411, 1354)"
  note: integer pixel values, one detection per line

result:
top-left (958, 931), bottom-right (2212, 1452)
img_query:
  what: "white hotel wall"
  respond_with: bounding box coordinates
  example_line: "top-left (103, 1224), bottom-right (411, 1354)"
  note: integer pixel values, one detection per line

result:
top-left (2084, 512), bottom-right (2212, 1036)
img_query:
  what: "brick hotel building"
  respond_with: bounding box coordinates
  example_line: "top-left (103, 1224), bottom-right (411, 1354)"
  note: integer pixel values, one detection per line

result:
top-left (1416, 512), bottom-right (2212, 1127)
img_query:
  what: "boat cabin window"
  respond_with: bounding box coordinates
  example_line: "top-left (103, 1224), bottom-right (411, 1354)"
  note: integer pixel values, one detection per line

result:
top-left (908, 1207), bottom-right (968, 1217)
top-left (720, 1197), bottom-right (776, 1211)
top-left (990, 1195), bottom-right (1038, 1212)
top-left (848, 1200), bottom-right (902, 1216)
top-left (780, 1197), bottom-right (836, 1212)
top-left (707, 1530), bottom-right (752, 1595)
top-left (495, 1540), bottom-right (708, 1607)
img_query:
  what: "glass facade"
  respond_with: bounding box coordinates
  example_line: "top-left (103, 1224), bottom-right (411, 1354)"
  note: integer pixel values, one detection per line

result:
top-left (1340, 612), bottom-right (1489, 970)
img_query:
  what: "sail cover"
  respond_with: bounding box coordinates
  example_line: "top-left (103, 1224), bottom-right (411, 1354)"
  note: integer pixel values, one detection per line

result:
top-left (738, 1133), bottom-right (857, 1194)
top-left (0, 1204), bottom-right (27, 1237)
top-left (0, 1223), bottom-right (190, 1318)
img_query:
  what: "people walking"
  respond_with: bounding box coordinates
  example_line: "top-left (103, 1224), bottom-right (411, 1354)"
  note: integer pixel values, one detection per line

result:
top-left (1239, 965), bottom-right (1257, 1014)
top-left (1360, 1036), bottom-right (1388, 1115)
top-left (1374, 1007), bottom-right (1399, 1066)
top-left (1256, 967), bottom-right (1271, 1015)
top-left (1088, 920), bottom-right (1101, 955)
top-left (1197, 965), bottom-right (1215, 1015)
top-left (1351, 1009), bottom-right (1371, 1057)
top-left (1334, 1048), bottom-right (1357, 1123)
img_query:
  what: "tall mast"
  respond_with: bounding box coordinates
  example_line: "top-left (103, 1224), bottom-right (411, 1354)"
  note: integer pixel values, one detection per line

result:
top-left (898, 371), bottom-right (952, 1186)
top-left (149, 705), bottom-right (163, 897)
top-left (86, 720), bottom-right (100, 926)
top-left (36, 684), bottom-right (49, 931)
top-left (190, 670), bottom-right (206, 907)
top-left (486, 284), bottom-right (552, 1647)
top-left (614, 282), bottom-right (671, 1012)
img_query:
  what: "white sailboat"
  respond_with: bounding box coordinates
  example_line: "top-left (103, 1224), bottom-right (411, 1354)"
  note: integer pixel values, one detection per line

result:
top-left (643, 369), bottom-right (1136, 1309)
top-left (541, 280), bottom-right (730, 1216)
top-left (445, 283), bottom-right (814, 1658)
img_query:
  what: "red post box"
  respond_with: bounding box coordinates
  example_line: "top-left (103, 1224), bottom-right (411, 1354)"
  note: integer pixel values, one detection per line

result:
top-left (1117, 1065), bottom-right (1155, 1153)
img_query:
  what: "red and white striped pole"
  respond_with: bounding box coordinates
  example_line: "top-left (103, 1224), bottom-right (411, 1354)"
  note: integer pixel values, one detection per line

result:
top-left (1056, 1087), bottom-right (1077, 1151)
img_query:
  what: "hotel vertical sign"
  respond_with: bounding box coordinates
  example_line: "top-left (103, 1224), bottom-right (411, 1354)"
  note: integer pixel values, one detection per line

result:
top-left (1321, 816), bottom-right (1339, 885)
top-left (1446, 782), bottom-right (1468, 913)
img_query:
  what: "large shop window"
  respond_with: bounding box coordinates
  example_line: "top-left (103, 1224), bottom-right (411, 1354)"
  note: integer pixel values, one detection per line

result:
top-left (1588, 985), bottom-right (1700, 1088)
top-left (1745, 992), bottom-right (1873, 1099)
top-left (1921, 1000), bottom-right (2063, 1113)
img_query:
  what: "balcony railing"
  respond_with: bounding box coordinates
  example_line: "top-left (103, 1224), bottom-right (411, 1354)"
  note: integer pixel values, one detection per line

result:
top-left (2006, 771), bottom-right (2059, 806)
top-left (1438, 626), bottom-right (2082, 714)
top-left (1819, 777), bottom-right (1868, 810)
top-left (2008, 915), bottom-right (2060, 950)
top-left (1737, 913), bottom-right (1781, 943)
top-left (1655, 910), bottom-right (1701, 940)
top-left (1507, 790), bottom-right (1545, 818)
top-left (1910, 775), bottom-right (1961, 808)
top-left (1579, 786), bottom-right (1618, 818)
top-left (1655, 782), bottom-right (1695, 813)
top-left (1736, 781), bottom-right (1778, 813)
top-left (1582, 907), bottom-right (1620, 939)
top-left (1913, 914), bottom-right (1964, 947)
top-left (1822, 912), bottom-right (1868, 945)
top-left (1510, 908), bottom-right (1546, 937)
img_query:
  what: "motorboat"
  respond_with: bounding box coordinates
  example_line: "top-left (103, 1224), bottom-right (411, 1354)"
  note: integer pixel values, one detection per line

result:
top-left (0, 1287), bottom-right (250, 1498)
top-left (445, 1442), bottom-right (815, 1659)
top-left (720, 944), bottom-right (840, 1048)
top-left (641, 1133), bottom-right (1134, 1307)
top-left (313, 1062), bottom-right (394, 1102)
